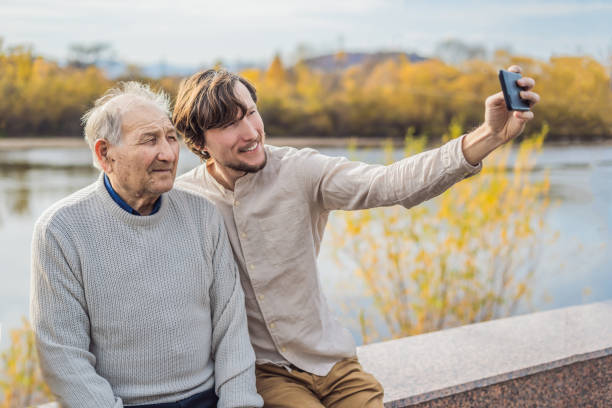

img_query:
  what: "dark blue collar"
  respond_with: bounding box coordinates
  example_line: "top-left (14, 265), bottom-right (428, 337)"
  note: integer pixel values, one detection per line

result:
top-left (103, 173), bottom-right (161, 216)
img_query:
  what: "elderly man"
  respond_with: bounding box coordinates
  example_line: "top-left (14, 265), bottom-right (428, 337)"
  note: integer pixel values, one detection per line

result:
top-left (172, 67), bottom-right (539, 407)
top-left (30, 82), bottom-right (263, 408)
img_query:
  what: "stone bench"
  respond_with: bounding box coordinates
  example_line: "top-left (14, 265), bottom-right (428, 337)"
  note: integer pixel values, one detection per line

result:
top-left (38, 300), bottom-right (612, 407)
top-left (357, 300), bottom-right (612, 407)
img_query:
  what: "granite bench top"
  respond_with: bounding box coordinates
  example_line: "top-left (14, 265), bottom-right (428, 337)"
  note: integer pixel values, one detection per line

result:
top-left (356, 300), bottom-right (612, 406)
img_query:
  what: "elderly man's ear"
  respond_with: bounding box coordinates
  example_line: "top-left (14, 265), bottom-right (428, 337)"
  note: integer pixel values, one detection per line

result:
top-left (94, 139), bottom-right (113, 173)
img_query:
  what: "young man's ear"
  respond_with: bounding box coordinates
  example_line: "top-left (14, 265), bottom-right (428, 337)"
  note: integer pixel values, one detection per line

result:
top-left (94, 139), bottom-right (113, 172)
top-left (197, 142), bottom-right (210, 160)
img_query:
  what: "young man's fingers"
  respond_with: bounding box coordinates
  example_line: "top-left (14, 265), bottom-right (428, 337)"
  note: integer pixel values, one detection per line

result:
top-left (513, 111), bottom-right (534, 120)
top-left (517, 77), bottom-right (536, 90)
top-left (520, 91), bottom-right (540, 106)
top-left (486, 91), bottom-right (506, 107)
top-left (507, 65), bottom-right (522, 74)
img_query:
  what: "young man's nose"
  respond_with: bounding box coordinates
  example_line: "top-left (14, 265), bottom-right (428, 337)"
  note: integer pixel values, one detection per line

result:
top-left (239, 118), bottom-right (260, 141)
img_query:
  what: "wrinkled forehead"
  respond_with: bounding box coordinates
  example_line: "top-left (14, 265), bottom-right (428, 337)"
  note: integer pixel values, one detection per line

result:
top-left (114, 96), bottom-right (173, 133)
top-left (110, 94), bottom-right (166, 117)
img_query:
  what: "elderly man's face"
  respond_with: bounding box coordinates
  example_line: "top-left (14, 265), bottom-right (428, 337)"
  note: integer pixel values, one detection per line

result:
top-left (106, 101), bottom-right (179, 201)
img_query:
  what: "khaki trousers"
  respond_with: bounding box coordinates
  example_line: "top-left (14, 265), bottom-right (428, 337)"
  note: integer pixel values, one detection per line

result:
top-left (255, 357), bottom-right (384, 408)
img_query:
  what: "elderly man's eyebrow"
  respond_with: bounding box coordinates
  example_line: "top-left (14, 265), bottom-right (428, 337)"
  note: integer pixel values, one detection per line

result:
top-left (137, 130), bottom-right (159, 140)
top-left (137, 126), bottom-right (176, 140)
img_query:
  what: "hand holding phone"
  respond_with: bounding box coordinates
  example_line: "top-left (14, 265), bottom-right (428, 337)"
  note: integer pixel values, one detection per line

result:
top-left (498, 70), bottom-right (530, 111)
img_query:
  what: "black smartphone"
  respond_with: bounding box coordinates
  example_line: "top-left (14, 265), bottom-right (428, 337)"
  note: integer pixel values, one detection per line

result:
top-left (498, 70), bottom-right (530, 111)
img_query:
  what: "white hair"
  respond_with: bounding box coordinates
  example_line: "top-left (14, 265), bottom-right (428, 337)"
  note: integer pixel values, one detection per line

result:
top-left (82, 82), bottom-right (171, 170)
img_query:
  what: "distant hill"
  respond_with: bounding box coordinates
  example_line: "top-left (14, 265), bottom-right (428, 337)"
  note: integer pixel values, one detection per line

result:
top-left (97, 60), bottom-right (203, 79)
top-left (302, 52), bottom-right (427, 72)
top-left (95, 52), bottom-right (427, 79)
top-left (97, 60), bottom-right (259, 79)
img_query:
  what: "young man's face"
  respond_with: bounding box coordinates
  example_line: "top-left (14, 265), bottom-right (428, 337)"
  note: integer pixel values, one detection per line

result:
top-left (203, 82), bottom-right (266, 175)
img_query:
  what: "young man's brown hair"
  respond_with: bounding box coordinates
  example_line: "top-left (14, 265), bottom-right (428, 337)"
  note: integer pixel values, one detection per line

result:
top-left (173, 69), bottom-right (258, 160)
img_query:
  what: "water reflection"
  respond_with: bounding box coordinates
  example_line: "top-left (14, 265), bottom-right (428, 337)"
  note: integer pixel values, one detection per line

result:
top-left (9, 185), bottom-right (30, 216)
top-left (0, 165), bottom-right (99, 220)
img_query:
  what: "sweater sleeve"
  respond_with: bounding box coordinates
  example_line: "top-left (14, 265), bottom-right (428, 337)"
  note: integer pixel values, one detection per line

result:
top-left (30, 219), bottom-right (123, 408)
top-left (208, 209), bottom-right (263, 408)
top-left (302, 135), bottom-right (481, 211)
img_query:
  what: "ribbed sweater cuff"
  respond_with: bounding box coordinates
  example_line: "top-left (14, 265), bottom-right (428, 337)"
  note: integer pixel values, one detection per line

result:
top-left (217, 374), bottom-right (263, 408)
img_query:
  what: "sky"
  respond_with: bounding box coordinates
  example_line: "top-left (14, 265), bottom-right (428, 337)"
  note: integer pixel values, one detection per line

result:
top-left (1, 0), bottom-right (611, 68)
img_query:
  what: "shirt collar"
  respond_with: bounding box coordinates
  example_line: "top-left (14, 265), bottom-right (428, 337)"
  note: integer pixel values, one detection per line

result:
top-left (103, 173), bottom-right (162, 216)
top-left (204, 158), bottom-right (258, 195)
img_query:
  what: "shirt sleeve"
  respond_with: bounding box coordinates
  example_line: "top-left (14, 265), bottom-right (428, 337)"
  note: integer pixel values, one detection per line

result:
top-left (30, 219), bottom-right (123, 408)
top-left (208, 208), bottom-right (263, 408)
top-left (301, 135), bottom-right (481, 211)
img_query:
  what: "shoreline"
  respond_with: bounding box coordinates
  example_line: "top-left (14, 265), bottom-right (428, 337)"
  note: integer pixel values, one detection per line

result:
top-left (1, 136), bottom-right (611, 151)
top-left (0, 136), bottom-right (393, 150)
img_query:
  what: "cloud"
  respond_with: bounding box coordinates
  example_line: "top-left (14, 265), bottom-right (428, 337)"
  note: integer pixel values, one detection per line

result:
top-left (0, 0), bottom-right (610, 65)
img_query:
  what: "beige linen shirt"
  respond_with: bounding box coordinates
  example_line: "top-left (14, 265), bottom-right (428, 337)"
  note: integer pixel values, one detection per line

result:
top-left (176, 135), bottom-right (481, 376)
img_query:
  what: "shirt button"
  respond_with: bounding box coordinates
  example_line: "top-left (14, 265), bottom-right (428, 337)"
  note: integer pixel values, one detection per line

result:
top-left (250, 264), bottom-right (255, 270)
top-left (281, 347), bottom-right (287, 353)
top-left (234, 201), bottom-right (240, 206)
top-left (269, 323), bottom-right (275, 329)
top-left (241, 232), bottom-right (246, 238)
top-left (258, 294), bottom-right (264, 301)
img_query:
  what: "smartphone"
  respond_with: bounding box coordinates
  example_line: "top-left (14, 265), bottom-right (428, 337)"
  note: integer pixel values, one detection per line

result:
top-left (498, 70), bottom-right (530, 111)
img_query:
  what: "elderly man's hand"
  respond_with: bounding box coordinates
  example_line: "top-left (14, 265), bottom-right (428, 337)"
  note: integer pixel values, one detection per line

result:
top-left (484, 65), bottom-right (540, 144)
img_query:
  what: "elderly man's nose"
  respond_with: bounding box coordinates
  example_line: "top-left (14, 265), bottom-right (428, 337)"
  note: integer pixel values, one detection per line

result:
top-left (157, 138), bottom-right (177, 161)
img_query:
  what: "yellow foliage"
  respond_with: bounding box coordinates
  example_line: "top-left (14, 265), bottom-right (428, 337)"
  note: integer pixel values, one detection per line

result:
top-left (1, 43), bottom-right (610, 140)
top-left (0, 45), bottom-right (111, 136)
top-left (0, 319), bottom-right (54, 407)
top-left (266, 54), bottom-right (286, 85)
top-left (234, 52), bottom-right (610, 140)
top-left (329, 123), bottom-right (552, 342)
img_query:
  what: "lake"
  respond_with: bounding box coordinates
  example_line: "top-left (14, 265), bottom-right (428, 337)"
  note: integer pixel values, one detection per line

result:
top-left (1, 142), bottom-right (611, 348)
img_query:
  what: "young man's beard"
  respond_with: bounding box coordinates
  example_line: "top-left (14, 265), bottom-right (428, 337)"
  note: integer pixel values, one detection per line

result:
top-left (224, 149), bottom-right (268, 174)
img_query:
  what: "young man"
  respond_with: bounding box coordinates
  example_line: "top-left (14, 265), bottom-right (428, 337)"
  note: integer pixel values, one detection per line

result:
top-left (173, 67), bottom-right (539, 407)
top-left (30, 82), bottom-right (263, 408)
